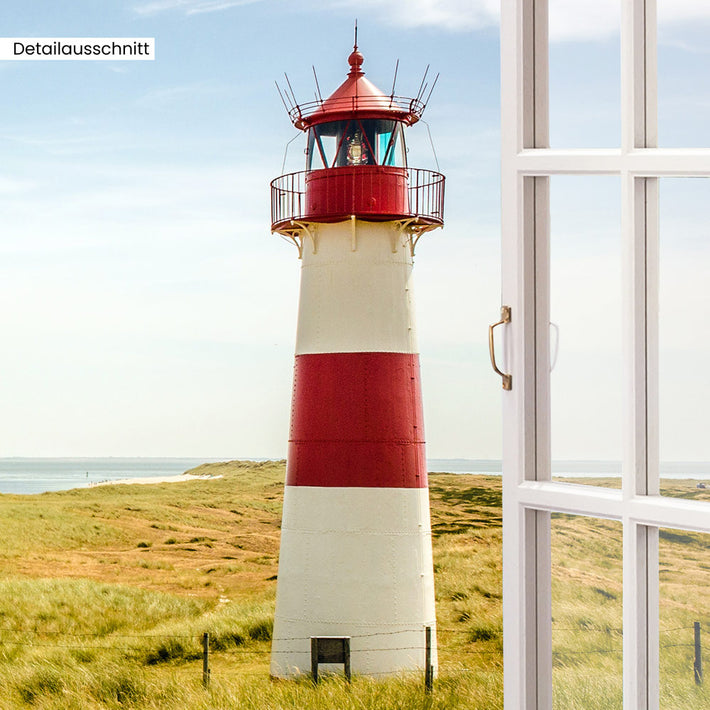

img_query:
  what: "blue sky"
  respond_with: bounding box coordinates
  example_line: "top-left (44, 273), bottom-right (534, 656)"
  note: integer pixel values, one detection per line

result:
top-left (1, 1), bottom-right (709, 460)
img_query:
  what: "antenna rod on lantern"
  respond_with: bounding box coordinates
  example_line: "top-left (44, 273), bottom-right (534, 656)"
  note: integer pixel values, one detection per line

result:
top-left (415, 64), bottom-right (430, 104)
top-left (422, 72), bottom-right (440, 108)
top-left (283, 72), bottom-right (298, 107)
top-left (419, 83), bottom-right (429, 105)
top-left (389, 59), bottom-right (400, 108)
top-left (354, 19), bottom-right (358, 49)
top-left (312, 65), bottom-right (323, 104)
top-left (275, 81), bottom-right (292, 114)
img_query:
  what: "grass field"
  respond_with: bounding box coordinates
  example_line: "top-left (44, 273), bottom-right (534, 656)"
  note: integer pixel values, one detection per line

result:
top-left (0, 462), bottom-right (706, 708)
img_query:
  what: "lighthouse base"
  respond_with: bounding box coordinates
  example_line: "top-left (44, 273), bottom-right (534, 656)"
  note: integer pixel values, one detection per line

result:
top-left (270, 486), bottom-right (437, 678)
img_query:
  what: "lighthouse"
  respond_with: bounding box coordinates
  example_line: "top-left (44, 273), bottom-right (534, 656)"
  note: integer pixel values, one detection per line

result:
top-left (269, 40), bottom-right (444, 678)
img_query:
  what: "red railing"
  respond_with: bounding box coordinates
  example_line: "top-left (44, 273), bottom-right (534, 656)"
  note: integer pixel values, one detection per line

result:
top-left (271, 171), bottom-right (305, 229)
top-left (407, 168), bottom-right (445, 224)
top-left (287, 95), bottom-right (426, 128)
top-left (270, 168), bottom-right (445, 232)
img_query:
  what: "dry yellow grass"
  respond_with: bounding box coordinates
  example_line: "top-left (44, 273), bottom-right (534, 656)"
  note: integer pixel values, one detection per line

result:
top-left (0, 461), bottom-right (504, 708)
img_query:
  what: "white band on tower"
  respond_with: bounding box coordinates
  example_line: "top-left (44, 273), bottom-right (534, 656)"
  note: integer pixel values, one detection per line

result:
top-left (295, 220), bottom-right (418, 356)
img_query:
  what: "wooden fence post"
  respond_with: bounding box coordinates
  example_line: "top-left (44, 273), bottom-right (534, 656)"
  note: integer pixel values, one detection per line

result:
top-left (695, 622), bottom-right (703, 685)
top-left (202, 632), bottom-right (211, 689)
top-left (424, 626), bottom-right (433, 693)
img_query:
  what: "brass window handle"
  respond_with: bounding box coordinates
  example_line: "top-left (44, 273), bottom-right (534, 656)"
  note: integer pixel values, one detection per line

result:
top-left (489, 306), bottom-right (512, 390)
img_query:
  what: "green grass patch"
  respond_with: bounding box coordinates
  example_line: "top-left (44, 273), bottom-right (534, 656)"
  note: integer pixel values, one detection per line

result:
top-left (0, 462), bottom-right (705, 708)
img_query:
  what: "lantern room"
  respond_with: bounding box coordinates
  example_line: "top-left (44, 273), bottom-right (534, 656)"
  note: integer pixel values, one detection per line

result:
top-left (306, 119), bottom-right (407, 170)
top-left (270, 44), bottom-right (445, 240)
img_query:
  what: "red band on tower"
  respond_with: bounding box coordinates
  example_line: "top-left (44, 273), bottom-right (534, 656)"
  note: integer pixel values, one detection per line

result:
top-left (286, 351), bottom-right (427, 488)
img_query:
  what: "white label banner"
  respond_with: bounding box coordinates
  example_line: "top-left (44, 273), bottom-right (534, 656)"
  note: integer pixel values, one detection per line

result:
top-left (0, 38), bottom-right (155, 60)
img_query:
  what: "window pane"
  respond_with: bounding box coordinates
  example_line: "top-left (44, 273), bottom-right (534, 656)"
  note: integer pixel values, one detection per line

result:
top-left (548, 1), bottom-right (620, 148)
top-left (346, 120), bottom-right (373, 166)
top-left (309, 120), bottom-right (408, 169)
top-left (658, 6), bottom-right (710, 147)
top-left (378, 130), bottom-right (393, 164)
top-left (313, 121), bottom-right (349, 168)
top-left (659, 179), bottom-right (710, 499)
top-left (552, 514), bottom-right (623, 709)
top-left (659, 527), bottom-right (710, 708)
top-left (550, 177), bottom-right (622, 488)
top-left (374, 121), bottom-right (406, 167)
top-left (307, 129), bottom-right (326, 170)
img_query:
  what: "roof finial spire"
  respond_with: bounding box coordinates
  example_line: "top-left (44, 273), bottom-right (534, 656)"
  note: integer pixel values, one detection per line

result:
top-left (348, 20), bottom-right (365, 76)
top-left (348, 20), bottom-right (364, 76)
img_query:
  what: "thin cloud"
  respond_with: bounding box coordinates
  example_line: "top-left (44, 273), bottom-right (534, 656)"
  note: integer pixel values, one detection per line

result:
top-left (549, 0), bottom-right (710, 42)
top-left (133, 0), bottom-right (498, 27)
top-left (0, 176), bottom-right (37, 195)
top-left (0, 131), bottom-right (123, 157)
top-left (658, 0), bottom-right (710, 24)
top-left (301, 0), bottom-right (710, 37)
top-left (548, 0), bottom-right (619, 42)
top-left (185, 0), bottom-right (257, 14)
top-left (133, 0), bottom-right (261, 17)
top-left (658, 37), bottom-right (710, 55)
top-left (357, 0), bottom-right (710, 40)
top-left (134, 81), bottom-right (229, 108)
top-left (326, 0), bottom-right (498, 32)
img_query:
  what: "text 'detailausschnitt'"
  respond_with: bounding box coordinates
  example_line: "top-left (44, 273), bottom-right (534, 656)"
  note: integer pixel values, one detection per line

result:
top-left (0, 38), bottom-right (155, 60)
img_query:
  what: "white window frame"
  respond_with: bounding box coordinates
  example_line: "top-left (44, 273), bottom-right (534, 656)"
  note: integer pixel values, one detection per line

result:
top-left (500, 1), bottom-right (710, 708)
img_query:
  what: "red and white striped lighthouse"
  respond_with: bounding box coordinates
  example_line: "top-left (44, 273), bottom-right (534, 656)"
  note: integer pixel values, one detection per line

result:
top-left (269, 41), bottom-right (444, 678)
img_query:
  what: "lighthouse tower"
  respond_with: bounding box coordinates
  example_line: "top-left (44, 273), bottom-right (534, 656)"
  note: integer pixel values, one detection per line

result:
top-left (269, 42), bottom-right (444, 678)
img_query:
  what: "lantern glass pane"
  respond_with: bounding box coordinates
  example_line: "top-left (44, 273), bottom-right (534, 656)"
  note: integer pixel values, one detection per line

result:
top-left (308, 120), bottom-right (407, 169)
top-left (311, 120), bottom-right (349, 168)
top-left (370, 120), bottom-right (406, 167)
top-left (307, 129), bottom-right (327, 170)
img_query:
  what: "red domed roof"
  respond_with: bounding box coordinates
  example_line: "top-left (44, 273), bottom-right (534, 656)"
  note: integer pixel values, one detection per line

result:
top-left (287, 47), bottom-right (424, 130)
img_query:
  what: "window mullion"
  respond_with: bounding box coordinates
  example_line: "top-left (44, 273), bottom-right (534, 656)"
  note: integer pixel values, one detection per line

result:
top-left (644, 0), bottom-right (658, 149)
top-left (621, 170), bottom-right (660, 709)
top-left (621, 0), bottom-right (659, 706)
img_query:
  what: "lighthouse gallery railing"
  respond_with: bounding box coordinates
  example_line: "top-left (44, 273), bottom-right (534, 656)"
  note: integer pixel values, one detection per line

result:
top-left (270, 168), bottom-right (445, 232)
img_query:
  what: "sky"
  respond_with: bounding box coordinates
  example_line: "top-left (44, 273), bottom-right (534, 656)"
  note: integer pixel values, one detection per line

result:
top-left (0, 0), bottom-right (709, 460)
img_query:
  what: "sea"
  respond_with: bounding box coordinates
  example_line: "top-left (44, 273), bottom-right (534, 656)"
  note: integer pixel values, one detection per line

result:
top-left (0, 458), bottom-right (226, 495)
top-left (0, 458), bottom-right (708, 495)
